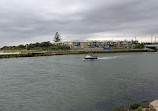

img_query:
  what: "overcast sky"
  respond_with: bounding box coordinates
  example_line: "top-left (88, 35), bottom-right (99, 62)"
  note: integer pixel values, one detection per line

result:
top-left (0, 0), bottom-right (158, 47)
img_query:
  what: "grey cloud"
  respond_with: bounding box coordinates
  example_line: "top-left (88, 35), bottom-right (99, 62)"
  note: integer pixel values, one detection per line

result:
top-left (74, 0), bottom-right (158, 34)
top-left (0, 0), bottom-right (158, 47)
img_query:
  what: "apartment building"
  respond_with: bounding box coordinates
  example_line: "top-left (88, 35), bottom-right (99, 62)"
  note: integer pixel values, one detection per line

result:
top-left (54, 40), bottom-right (138, 49)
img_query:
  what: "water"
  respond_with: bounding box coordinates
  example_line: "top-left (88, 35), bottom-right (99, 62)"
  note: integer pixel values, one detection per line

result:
top-left (0, 52), bottom-right (158, 111)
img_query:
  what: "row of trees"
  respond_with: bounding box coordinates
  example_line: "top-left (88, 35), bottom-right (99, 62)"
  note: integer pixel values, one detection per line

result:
top-left (0, 41), bottom-right (70, 50)
top-left (0, 32), bottom-right (67, 50)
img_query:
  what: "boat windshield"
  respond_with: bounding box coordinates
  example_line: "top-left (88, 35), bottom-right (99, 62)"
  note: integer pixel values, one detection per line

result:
top-left (88, 53), bottom-right (94, 57)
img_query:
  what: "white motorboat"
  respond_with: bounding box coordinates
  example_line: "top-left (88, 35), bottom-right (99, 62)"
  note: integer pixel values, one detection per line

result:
top-left (84, 53), bottom-right (97, 59)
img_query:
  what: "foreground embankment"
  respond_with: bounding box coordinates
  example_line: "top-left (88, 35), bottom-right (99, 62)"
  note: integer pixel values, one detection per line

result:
top-left (0, 49), bottom-right (153, 59)
top-left (114, 99), bottom-right (158, 111)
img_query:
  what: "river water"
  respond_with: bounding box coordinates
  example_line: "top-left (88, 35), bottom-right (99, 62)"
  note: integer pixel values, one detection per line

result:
top-left (0, 52), bottom-right (158, 111)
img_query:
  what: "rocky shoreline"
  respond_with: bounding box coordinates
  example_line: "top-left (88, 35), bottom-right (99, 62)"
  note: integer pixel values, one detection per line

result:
top-left (113, 100), bottom-right (158, 111)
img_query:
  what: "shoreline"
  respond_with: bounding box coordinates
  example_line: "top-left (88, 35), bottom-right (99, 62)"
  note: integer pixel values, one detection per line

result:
top-left (0, 49), bottom-right (154, 59)
top-left (112, 99), bottom-right (158, 111)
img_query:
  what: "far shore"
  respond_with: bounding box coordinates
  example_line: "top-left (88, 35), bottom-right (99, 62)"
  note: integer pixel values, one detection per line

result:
top-left (0, 49), bottom-right (154, 59)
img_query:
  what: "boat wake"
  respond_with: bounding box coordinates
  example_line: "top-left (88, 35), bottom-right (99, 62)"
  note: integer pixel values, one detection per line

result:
top-left (98, 55), bottom-right (129, 60)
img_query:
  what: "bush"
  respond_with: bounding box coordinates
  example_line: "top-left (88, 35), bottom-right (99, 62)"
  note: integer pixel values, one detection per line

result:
top-left (110, 109), bottom-right (116, 111)
top-left (137, 106), bottom-right (143, 111)
top-left (130, 103), bottom-right (140, 109)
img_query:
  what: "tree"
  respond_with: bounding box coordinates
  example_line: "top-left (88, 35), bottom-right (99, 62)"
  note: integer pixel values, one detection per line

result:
top-left (53, 32), bottom-right (61, 42)
top-left (17, 44), bottom-right (25, 49)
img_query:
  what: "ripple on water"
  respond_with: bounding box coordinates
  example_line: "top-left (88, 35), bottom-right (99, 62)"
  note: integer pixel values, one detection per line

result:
top-left (0, 53), bottom-right (158, 111)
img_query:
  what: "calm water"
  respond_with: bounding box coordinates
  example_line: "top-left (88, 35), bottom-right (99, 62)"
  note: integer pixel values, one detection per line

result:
top-left (0, 52), bottom-right (158, 111)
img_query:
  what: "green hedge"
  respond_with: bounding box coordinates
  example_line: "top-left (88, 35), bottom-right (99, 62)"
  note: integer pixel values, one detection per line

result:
top-left (0, 41), bottom-right (70, 50)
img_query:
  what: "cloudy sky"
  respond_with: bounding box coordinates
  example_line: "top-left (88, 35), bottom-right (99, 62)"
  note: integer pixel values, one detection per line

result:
top-left (0, 0), bottom-right (158, 47)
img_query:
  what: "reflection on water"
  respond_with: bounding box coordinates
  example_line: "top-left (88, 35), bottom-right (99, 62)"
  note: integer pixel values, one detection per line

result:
top-left (0, 52), bottom-right (158, 111)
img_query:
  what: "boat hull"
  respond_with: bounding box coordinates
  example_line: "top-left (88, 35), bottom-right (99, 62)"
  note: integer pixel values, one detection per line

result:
top-left (84, 57), bottom-right (97, 59)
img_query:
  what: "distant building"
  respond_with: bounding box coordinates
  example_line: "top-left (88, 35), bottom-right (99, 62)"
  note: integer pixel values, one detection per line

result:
top-left (53, 40), bottom-right (139, 49)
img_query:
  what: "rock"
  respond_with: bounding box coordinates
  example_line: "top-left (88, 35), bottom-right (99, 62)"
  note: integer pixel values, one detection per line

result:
top-left (149, 100), bottom-right (158, 111)
top-left (129, 109), bottom-right (135, 111)
top-left (119, 106), bottom-right (129, 111)
top-left (142, 108), bottom-right (152, 111)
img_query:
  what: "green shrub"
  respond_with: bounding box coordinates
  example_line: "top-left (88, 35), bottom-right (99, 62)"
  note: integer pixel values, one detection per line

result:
top-left (130, 103), bottom-right (140, 109)
top-left (110, 109), bottom-right (116, 111)
top-left (137, 106), bottom-right (143, 111)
